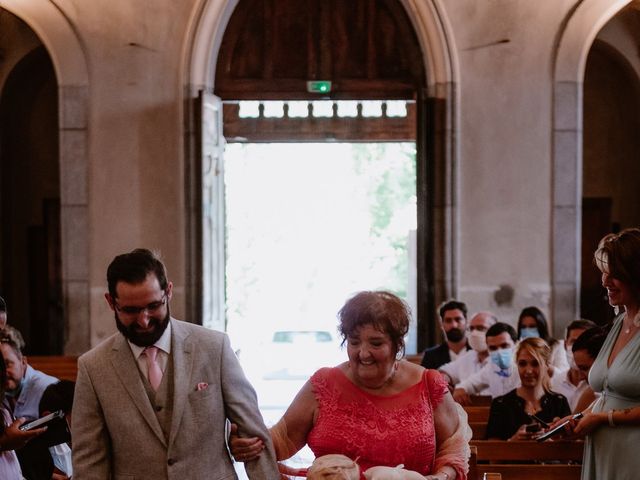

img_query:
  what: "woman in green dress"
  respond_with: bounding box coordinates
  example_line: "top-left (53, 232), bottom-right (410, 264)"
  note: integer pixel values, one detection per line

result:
top-left (561, 228), bottom-right (640, 479)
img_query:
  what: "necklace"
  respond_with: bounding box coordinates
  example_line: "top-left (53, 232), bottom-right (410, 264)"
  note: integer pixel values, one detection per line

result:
top-left (623, 313), bottom-right (640, 334)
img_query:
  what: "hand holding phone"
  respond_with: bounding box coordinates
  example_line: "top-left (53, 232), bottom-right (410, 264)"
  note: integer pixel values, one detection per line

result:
top-left (535, 412), bottom-right (583, 442)
top-left (19, 410), bottom-right (65, 431)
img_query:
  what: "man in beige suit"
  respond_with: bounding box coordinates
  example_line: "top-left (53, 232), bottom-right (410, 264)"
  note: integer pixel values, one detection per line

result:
top-left (72, 248), bottom-right (280, 479)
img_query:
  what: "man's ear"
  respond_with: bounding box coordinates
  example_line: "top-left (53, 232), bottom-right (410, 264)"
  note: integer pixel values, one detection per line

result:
top-left (105, 292), bottom-right (116, 311)
top-left (166, 282), bottom-right (174, 301)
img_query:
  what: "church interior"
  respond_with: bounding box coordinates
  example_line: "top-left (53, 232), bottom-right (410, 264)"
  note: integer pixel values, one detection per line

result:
top-left (2, 1), bottom-right (640, 479)
top-left (0, 0), bottom-right (638, 357)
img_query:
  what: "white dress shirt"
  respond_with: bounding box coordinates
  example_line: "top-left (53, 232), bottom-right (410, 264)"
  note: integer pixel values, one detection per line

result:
top-left (456, 360), bottom-right (520, 398)
top-left (440, 349), bottom-right (490, 394)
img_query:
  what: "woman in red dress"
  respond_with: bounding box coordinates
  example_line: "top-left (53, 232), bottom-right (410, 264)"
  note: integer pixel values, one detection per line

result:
top-left (232, 291), bottom-right (471, 480)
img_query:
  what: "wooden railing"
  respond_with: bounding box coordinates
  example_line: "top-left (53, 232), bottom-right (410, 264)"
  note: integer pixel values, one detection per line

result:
top-left (27, 355), bottom-right (78, 381)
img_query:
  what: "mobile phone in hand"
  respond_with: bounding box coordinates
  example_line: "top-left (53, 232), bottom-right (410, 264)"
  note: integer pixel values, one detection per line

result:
top-left (535, 412), bottom-right (584, 442)
top-left (18, 410), bottom-right (65, 431)
top-left (525, 423), bottom-right (541, 433)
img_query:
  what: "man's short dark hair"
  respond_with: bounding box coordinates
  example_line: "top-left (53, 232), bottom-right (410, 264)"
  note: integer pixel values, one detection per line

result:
top-left (0, 296), bottom-right (6, 312)
top-left (486, 322), bottom-right (518, 342)
top-left (438, 300), bottom-right (467, 320)
top-left (566, 319), bottom-right (597, 339)
top-left (39, 380), bottom-right (76, 416)
top-left (0, 325), bottom-right (25, 357)
top-left (572, 326), bottom-right (607, 358)
top-left (107, 248), bottom-right (169, 298)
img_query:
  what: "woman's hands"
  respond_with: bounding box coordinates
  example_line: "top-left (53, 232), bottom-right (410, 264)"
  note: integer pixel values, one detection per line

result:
top-left (228, 423), bottom-right (265, 462)
top-left (572, 412), bottom-right (606, 436)
top-left (0, 417), bottom-right (46, 451)
top-left (546, 411), bottom-right (605, 439)
top-left (508, 423), bottom-right (539, 441)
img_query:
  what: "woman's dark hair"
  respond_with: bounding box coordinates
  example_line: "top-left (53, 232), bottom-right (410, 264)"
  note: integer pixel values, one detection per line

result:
top-left (594, 228), bottom-right (640, 298)
top-left (338, 291), bottom-right (410, 356)
top-left (517, 306), bottom-right (557, 346)
top-left (39, 380), bottom-right (76, 416)
top-left (107, 248), bottom-right (168, 298)
top-left (572, 326), bottom-right (608, 359)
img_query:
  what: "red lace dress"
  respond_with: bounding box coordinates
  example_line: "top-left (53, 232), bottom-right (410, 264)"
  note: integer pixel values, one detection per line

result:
top-left (306, 367), bottom-right (447, 475)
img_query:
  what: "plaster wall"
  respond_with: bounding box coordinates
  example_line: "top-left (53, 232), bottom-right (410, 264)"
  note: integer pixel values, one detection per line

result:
top-left (440, 1), bottom-right (578, 327)
top-left (49, 0), bottom-right (199, 345)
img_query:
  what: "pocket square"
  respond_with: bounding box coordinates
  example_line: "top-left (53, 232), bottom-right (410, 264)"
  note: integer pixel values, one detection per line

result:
top-left (196, 382), bottom-right (209, 391)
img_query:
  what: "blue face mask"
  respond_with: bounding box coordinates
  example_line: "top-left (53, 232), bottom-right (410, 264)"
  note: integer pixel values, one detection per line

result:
top-left (490, 348), bottom-right (513, 370)
top-left (519, 327), bottom-right (540, 340)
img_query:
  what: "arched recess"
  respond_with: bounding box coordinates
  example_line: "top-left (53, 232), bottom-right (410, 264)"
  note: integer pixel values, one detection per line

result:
top-left (551, 0), bottom-right (631, 336)
top-left (0, 0), bottom-right (90, 353)
top-left (183, 0), bottom-right (459, 348)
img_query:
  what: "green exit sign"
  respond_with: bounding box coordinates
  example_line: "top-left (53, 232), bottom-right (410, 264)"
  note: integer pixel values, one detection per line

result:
top-left (307, 80), bottom-right (332, 94)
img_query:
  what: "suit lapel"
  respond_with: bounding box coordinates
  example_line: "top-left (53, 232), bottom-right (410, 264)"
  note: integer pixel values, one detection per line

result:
top-left (168, 320), bottom-right (194, 447)
top-left (110, 334), bottom-right (167, 446)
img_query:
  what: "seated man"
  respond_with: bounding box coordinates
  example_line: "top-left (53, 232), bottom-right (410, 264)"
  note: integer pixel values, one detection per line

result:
top-left (421, 299), bottom-right (470, 369)
top-left (453, 322), bottom-right (519, 405)
top-left (439, 311), bottom-right (497, 393)
top-left (0, 326), bottom-right (58, 421)
top-left (550, 319), bottom-right (597, 411)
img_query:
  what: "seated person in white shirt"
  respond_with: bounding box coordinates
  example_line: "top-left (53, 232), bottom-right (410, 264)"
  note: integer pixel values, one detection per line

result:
top-left (550, 319), bottom-right (597, 412)
top-left (453, 322), bottom-right (520, 405)
top-left (439, 311), bottom-right (497, 392)
top-left (570, 326), bottom-right (608, 413)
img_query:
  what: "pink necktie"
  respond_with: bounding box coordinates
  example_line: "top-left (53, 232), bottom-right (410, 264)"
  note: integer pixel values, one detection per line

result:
top-left (144, 346), bottom-right (163, 391)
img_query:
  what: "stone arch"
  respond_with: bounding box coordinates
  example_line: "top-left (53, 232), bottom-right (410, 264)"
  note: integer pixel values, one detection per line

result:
top-left (0, 0), bottom-right (90, 352)
top-left (551, 0), bottom-right (631, 335)
top-left (183, 0), bottom-right (460, 345)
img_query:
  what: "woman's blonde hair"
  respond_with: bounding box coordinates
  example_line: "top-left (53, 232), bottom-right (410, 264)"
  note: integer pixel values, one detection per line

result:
top-left (515, 337), bottom-right (552, 392)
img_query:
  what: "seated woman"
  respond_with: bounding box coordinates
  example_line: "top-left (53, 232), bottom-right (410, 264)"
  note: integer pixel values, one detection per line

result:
top-left (231, 291), bottom-right (471, 479)
top-left (517, 306), bottom-right (569, 372)
top-left (0, 352), bottom-right (46, 479)
top-left (486, 337), bottom-right (571, 440)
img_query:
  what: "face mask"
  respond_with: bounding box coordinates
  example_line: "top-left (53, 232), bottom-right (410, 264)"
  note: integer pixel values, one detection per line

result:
top-left (445, 328), bottom-right (465, 343)
top-left (468, 330), bottom-right (487, 353)
top-left (566, 347), bottom-right (578, 370)
top-left (520, 327), bottom-right (540, 340)
top-left (490, 348), bottom-right (513, 370)
top-left (49, 443), bottom-right (73, 476)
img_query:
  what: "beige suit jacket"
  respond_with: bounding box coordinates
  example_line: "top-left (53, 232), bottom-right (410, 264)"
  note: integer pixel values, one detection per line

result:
top-left (72, 319), bottom-right (280, 480)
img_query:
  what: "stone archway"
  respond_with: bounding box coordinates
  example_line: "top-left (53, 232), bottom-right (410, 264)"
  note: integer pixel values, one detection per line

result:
top-left (183, 0), bottom-right (460, 347)
top-left (551, 0), bottom-right (632, 334)
top-left (0, 0), bottom-right (90, 353)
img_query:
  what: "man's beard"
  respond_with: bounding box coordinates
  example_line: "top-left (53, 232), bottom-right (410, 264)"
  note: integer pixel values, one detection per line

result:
top-left (445, 327), bottom-right (465, 343)
top-left (115, 306), bottom-right (171, 347)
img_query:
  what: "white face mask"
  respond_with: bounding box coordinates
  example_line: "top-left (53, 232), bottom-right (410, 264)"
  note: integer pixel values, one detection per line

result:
top-left (566, 347), bottom-right (578, 370)
top-left (468, 329), bottom-right (487, 353)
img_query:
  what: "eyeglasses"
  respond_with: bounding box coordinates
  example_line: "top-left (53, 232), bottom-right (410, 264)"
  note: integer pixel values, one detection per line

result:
top-left (114, 293), bottom-right (167, 317)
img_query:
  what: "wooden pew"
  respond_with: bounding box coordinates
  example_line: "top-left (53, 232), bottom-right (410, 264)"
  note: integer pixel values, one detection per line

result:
top-left (471, 440), bottom-right (583, 462)
top-left (470, 421), bottom-right (487, 440)
top-left (469, 440), bottom-right (583, 480)
top-left (28, 355), bottom-right (78, 381)
top-left (464, 406), bottom-right (490, 423)
top-left (476, 464), bottom-right (580, 480)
